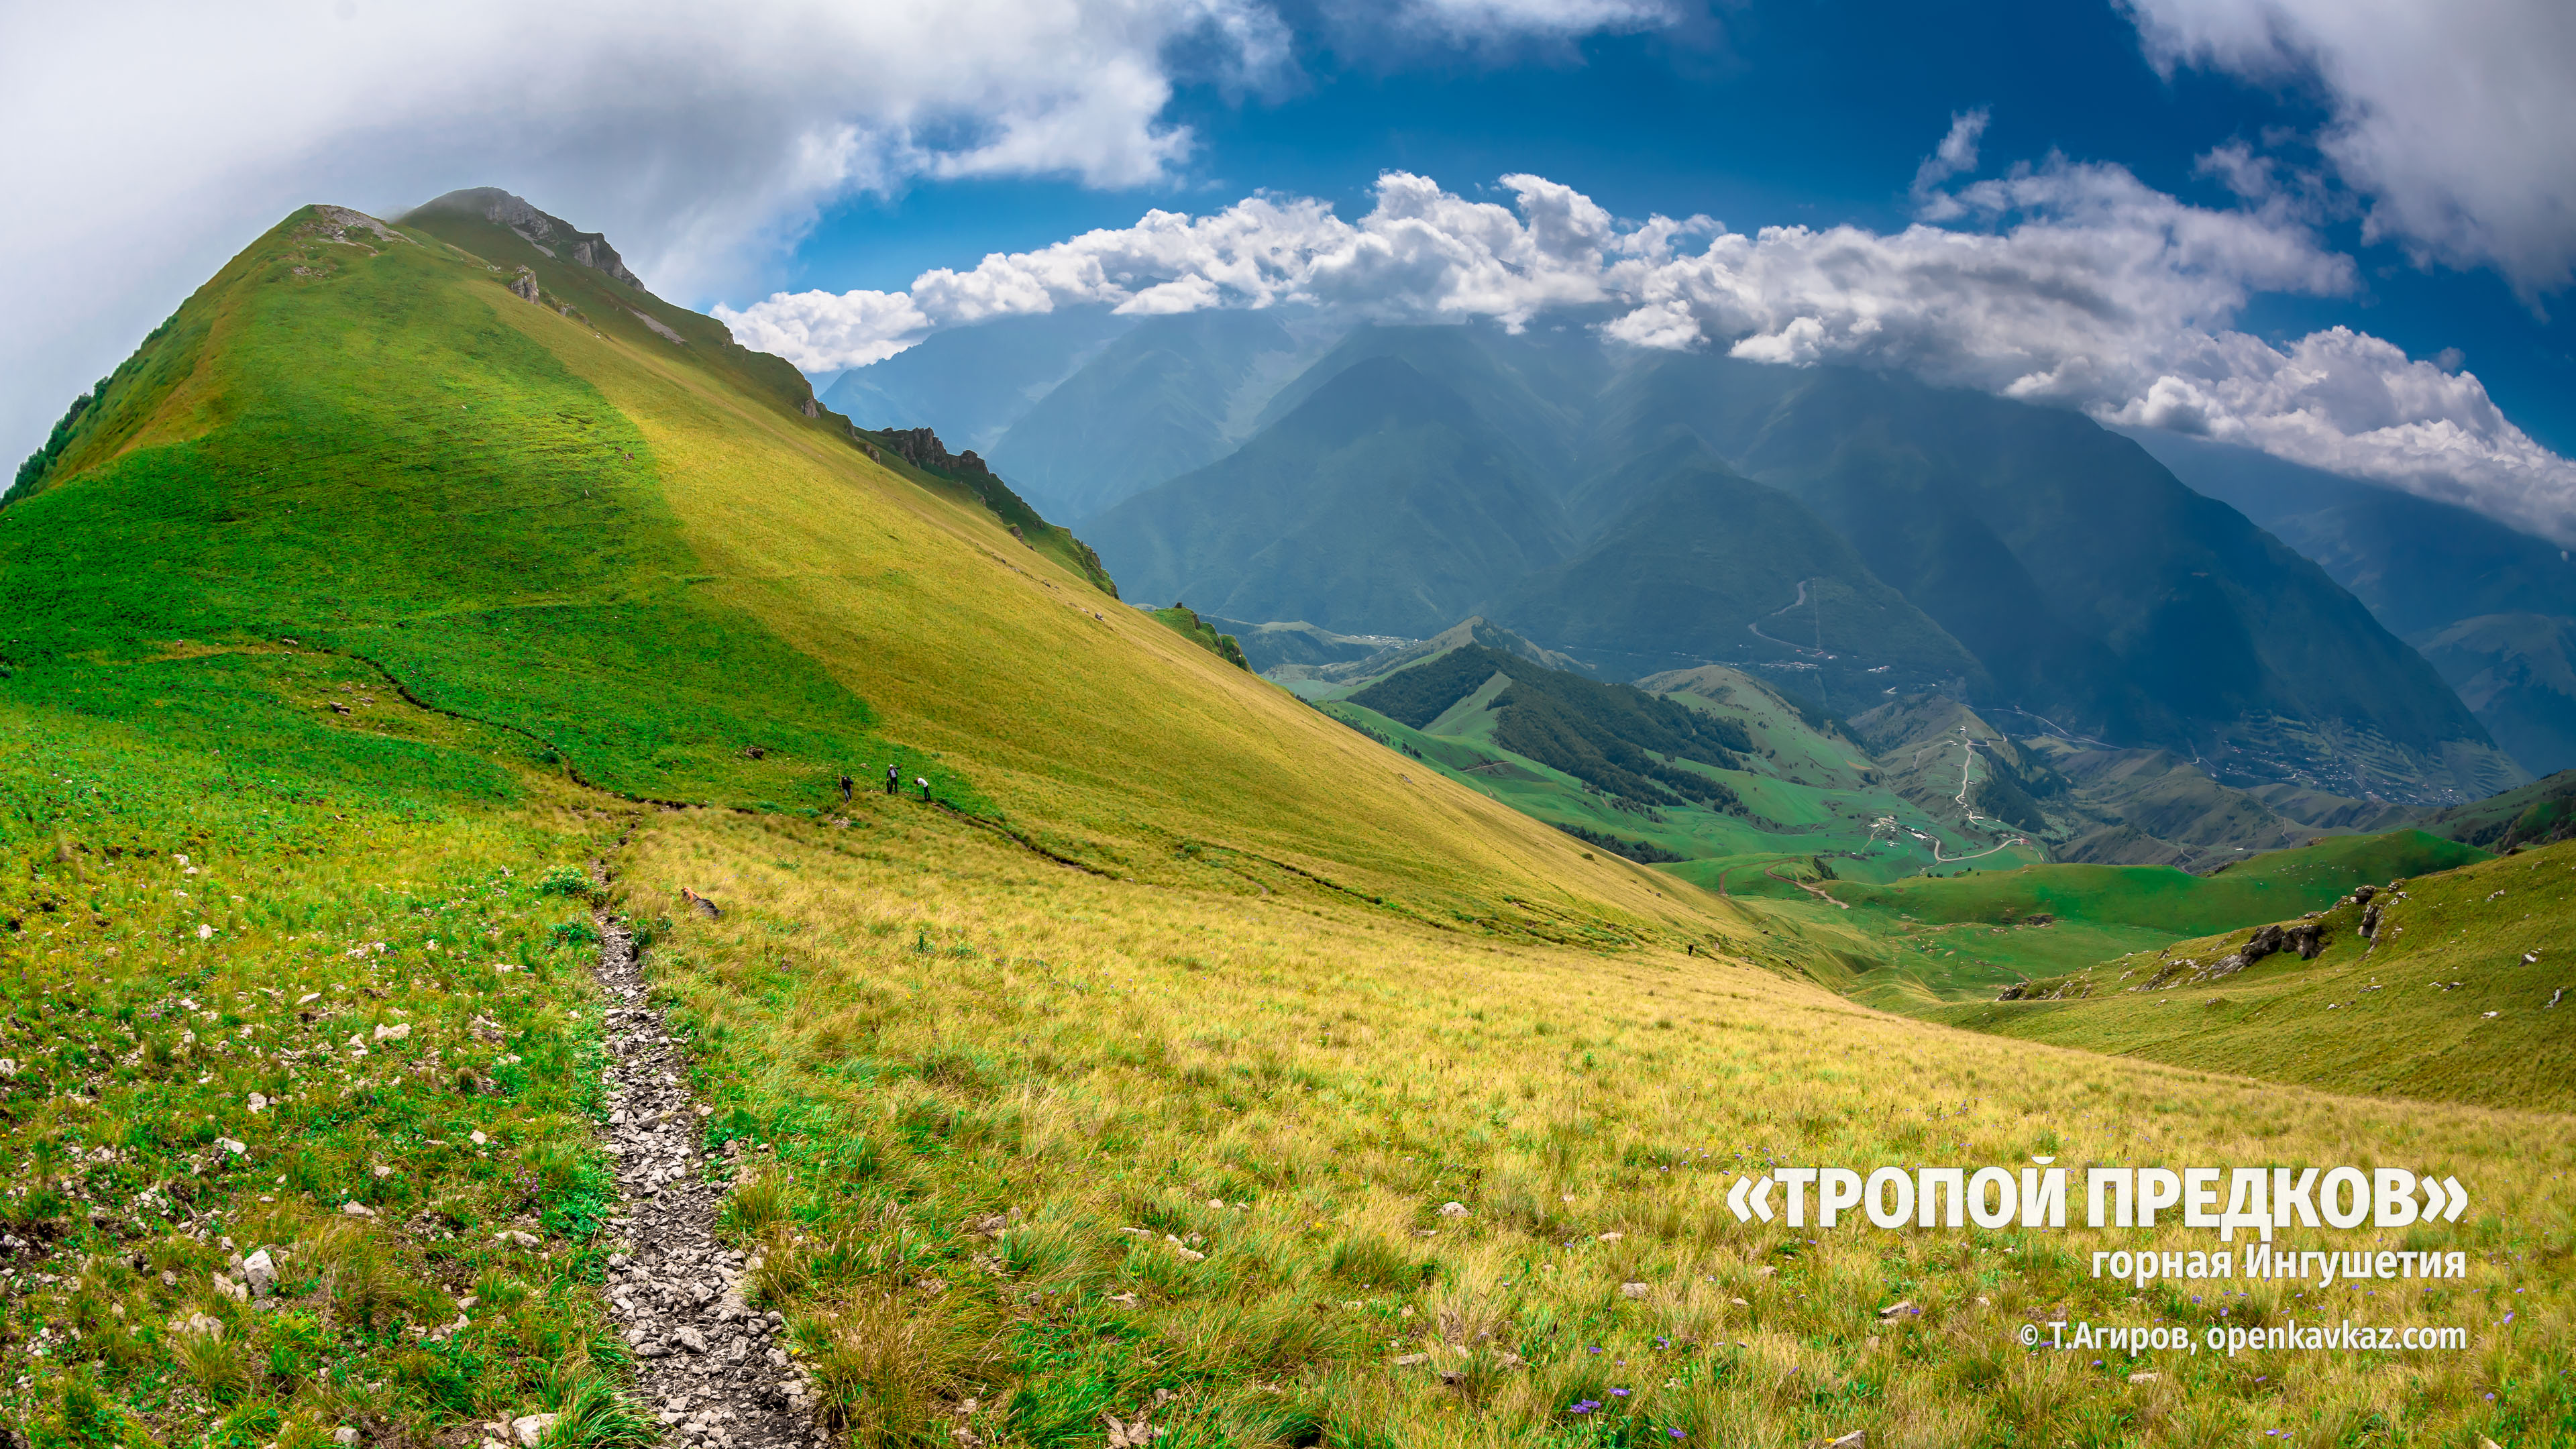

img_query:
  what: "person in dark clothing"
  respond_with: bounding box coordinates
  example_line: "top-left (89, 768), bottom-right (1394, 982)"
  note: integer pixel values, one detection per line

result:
top-left (885, 763), bottom-right (899, 795)
top-left (917, 775), bottom-right (931, 802)
top-left (839, 774), bottom-right (853, 803)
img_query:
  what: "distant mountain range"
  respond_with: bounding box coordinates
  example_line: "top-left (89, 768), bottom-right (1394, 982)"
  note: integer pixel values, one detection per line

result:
top-left (2121, 427), bottom-right (2576, 777)
top-left (817, 309), bottom-right (2538, 808)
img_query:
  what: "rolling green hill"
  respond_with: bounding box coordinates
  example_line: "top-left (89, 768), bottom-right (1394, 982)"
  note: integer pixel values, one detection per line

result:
top-left (1926, 835), bottom-right (2574, 1111)
top-left (1827, 829), bottom-right (2487, 936)
top-left (1347, 643), bottom-right (1752, 808)
top-left (1698, 831), bottom-right (2495, 1012)
top-left (3, 195), bottom-right (1715, 935)
top-left (3, 200), bottom-right (944, 811)
top-left (1313, 638), bottom-right (2033, 883)
top-left (2418, 766), bottom-right (2576, 849)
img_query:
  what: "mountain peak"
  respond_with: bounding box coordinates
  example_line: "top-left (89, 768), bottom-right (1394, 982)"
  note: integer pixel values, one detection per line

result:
top-left (404, 187), bottom-right (645, 290)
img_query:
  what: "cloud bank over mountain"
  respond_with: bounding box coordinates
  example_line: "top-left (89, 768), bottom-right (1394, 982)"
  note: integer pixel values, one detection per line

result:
top-left (726, 156), bottom-right (2576, 541)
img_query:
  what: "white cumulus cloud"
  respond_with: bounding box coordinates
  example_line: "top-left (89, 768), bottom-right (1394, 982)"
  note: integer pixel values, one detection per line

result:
top-left (2125, 0), bottom-right (2576, 303)
top-left (732, 154), bottom-right (2576, 539)
top-left (1911, 107), bottom-right (1990, 197)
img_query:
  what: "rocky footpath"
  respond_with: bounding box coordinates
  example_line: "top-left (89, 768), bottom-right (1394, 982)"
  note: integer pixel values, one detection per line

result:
top-left (586, 876), bottom-right (820, 1449)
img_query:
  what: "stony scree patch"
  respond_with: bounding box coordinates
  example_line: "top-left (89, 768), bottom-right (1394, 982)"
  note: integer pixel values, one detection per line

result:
top-left (588, 883), bottom-right (820, 1449)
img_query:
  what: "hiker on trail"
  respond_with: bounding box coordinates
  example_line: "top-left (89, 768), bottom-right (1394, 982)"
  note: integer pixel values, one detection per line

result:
top-left (916, 776), bottom-right (931, 802)
top-left (885, 763), bottom-right (898, 795)
top-left (839, 773), bottom-right (852, 802)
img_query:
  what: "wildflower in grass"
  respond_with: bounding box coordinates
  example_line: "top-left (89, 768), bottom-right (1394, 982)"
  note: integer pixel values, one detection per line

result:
top-left (1570, 1400), bottom-right (1601, 1415)
top-left (1611, 1388), bottom-right (1630, 1397)
top-left (1668, 1431), bottom-right (1686, 1440)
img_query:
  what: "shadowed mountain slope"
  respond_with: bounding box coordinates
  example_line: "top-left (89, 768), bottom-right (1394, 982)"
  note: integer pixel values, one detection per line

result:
top-left (819, 307), bottom-right (1136, 452)
top-left (840, 319), bottom-right (2519, 807)
top-left (987, 309), bottom-right (1313, 523)
top-left (2128, 427), bottom-right (2576, 777)
top-left (1085, 355), bottom-right (1573, 636)
top-left (1739, 371), bottom-right (2510, 802)
top-left (1489, 435), bottom-right (1985, 695)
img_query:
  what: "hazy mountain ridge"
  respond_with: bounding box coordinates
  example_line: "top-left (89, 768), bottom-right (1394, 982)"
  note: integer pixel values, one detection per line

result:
top-left (1085, 355), bottom-right (1575, 635)
top-left (987, 309), bottom-right (1326, 523)
top-left (819, 311), bottom-right (2543, 826)
top-left (819, 308), bottom-right (1136, 453)
top-left (1489, 434), bottom-right (1986, 699)
top-left (2125, 427), bottom-right (2576, 776)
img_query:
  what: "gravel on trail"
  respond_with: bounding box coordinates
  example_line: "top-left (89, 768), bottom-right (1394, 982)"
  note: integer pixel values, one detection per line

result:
top-left (582, 867), bottom-right (823, 1449)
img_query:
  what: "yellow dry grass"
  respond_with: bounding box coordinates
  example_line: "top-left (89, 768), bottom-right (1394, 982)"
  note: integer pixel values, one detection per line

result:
top-left (620, 796), bottom-right (2576, 1448)
top-left (468, 285), bottom-right (1741, 947)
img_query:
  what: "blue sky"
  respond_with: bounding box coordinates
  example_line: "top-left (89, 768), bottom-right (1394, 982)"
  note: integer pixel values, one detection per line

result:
top-left (786, 1), bottom-right (2576, 455)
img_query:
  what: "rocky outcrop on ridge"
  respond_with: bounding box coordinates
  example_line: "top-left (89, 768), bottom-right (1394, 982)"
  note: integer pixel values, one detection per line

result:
top-left (408, 187), bottom-right (647, 290)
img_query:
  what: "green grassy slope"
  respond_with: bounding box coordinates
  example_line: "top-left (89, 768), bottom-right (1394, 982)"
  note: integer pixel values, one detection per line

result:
top-left (1, 205), bottom-right (952, 812)
top-left (2, 198), bottom-right (2570, 1449)
top-left (5, 195), bottom-right (1746, 968)
top-left (1824, 829), bottom-right (2488, 934)
top-left (2419, 766), bottom-right (2576, 850)
top-left (1928, 835), bottom-right (2576, 1110)
top-left (0, 633), bottom-right (642, 1449)
top-left (1144, 603), bottom-right (1250, 669)
top-left (1317, 653), bottom-right (2015, 886)
top-left (1710, 830), bottom-right (2493, 1010)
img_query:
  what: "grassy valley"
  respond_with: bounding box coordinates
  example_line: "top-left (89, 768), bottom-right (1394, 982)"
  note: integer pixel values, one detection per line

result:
top-left (1, 195), bottom-right (2569, 1449)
